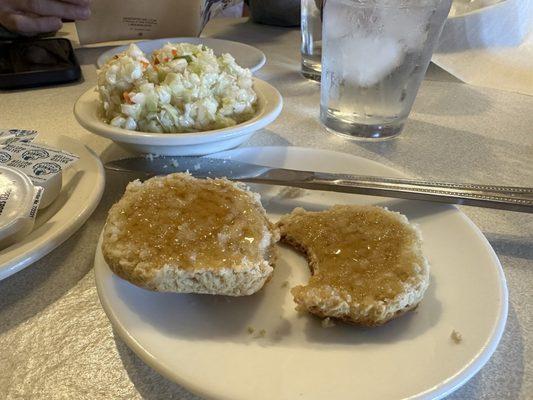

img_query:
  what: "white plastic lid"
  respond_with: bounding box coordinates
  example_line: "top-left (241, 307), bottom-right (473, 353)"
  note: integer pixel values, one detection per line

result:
top-left (0, 166), bottom-right (43, 249)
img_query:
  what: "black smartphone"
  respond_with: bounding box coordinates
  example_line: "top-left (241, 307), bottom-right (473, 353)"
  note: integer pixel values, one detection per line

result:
top-left (0, 38), bottom-right (81, 90)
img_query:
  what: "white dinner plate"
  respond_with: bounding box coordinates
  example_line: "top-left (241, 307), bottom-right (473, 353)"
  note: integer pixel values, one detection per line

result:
top-left (96, 37), bottom-right (266, 73)
top-left (74, 79), bottom-right (282, 156)
top-left (94, 147), bottom-right (507, 400)
top-left (0, 136), bottom-right (105, 280)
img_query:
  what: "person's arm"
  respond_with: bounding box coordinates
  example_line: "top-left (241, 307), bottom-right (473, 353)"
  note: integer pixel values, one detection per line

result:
top-left (0, 0), bottom-right (91, 36)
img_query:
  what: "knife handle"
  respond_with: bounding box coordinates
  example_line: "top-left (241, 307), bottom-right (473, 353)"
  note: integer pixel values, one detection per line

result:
top-left (314, 173), bottom-right (533, 196)
top-left (247, 171), bottom-right (533, 213)
top-left (311, 172), bottom-right (533, 212)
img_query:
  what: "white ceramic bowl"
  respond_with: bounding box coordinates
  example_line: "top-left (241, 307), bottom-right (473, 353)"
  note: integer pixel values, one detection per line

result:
top-left (96, 37), bottom-right (266, 73)
top-left (73, 78), bottom-right (283, 156)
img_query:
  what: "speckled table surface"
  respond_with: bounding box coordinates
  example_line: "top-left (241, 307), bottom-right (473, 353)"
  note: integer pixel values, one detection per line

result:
top-left (0, 17), bottom-right (532, 400)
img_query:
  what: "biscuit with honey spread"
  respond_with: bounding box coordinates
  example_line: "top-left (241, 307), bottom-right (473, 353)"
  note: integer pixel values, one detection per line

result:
top-left (102, 173), bottom-right (279, 296)
top-left (278, 205), bottom-right (429, 326)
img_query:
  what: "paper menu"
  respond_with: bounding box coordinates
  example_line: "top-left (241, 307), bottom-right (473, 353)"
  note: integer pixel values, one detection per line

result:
top-left (76, 0), bottom-right (243, 45)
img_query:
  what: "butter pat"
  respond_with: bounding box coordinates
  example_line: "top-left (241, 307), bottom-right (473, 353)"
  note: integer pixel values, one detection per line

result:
top-left (0, 166), bottom-right (43, 250)
top-left (0, 141), bottom-right (79, 209)
top-left (0, 129), bottom-right (38, 145)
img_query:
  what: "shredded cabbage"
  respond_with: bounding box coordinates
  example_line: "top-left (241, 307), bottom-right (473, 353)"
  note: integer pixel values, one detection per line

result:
top-left (97, 43), bottom-right (257, 133)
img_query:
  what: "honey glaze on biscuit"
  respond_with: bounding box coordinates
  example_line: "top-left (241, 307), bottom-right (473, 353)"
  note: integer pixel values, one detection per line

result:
top-left (117, 175), bottom-right (267, 269)
top-left (283, 206), bottom-right (421, 303)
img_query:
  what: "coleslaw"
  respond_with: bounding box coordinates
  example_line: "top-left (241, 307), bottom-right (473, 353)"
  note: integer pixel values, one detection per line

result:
top-left (97, 43), bottom-right (257, 133)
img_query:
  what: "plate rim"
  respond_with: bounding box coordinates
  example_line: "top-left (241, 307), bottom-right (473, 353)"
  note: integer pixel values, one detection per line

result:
top-left (73, 78), bottom-right (282, 146)
top-left (95, 146), bottom-right (508, 400)
top-left (96, 37), bottom-right (266, 73)
top-left (0, 137), bottom-right (105, 280)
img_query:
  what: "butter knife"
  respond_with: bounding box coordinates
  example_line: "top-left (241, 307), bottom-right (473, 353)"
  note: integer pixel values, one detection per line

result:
top-left (105, 156), bottom-right (533, 213)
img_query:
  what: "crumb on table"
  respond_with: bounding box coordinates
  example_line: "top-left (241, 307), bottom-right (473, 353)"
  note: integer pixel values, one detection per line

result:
top-left (247, 326), bottom-right (255, 335)
top-left (254, 329), bottom-right (266, 339)
top-left (281, 281), bottom-right (289, 288)
top-left (321, 317), bottom-right (336, 328)
top-left (451, 329), bottom-right (463, 344)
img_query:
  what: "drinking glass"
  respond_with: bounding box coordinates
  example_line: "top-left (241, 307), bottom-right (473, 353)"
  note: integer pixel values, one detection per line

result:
top-left (301, 0), bottom-right (323, 81)
top-left (320, 0), bottom-right (451, 140)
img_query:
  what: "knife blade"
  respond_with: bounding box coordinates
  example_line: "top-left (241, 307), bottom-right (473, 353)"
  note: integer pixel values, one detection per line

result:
top-left (105, 156), bottom-right (533, 213)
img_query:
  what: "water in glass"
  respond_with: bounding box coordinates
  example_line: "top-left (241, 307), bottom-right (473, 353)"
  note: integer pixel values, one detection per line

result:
top-left (320, 0), bottom-right (451, 139)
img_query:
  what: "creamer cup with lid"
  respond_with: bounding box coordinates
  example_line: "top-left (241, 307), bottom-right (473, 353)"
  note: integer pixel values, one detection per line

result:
top-left (0, 166), bottom-right (43, 250)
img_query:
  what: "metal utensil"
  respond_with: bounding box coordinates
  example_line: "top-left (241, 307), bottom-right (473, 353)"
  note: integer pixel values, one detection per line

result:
top-left (105, 156), bottom-right (533, 213)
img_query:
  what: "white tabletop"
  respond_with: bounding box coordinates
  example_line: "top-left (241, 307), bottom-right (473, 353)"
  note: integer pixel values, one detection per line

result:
top-left (0, 17), bottom-right (532, 400)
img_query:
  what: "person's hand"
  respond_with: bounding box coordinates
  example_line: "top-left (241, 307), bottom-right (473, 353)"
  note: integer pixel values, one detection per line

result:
top-left (0, 0), bottom-right (91, 36)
